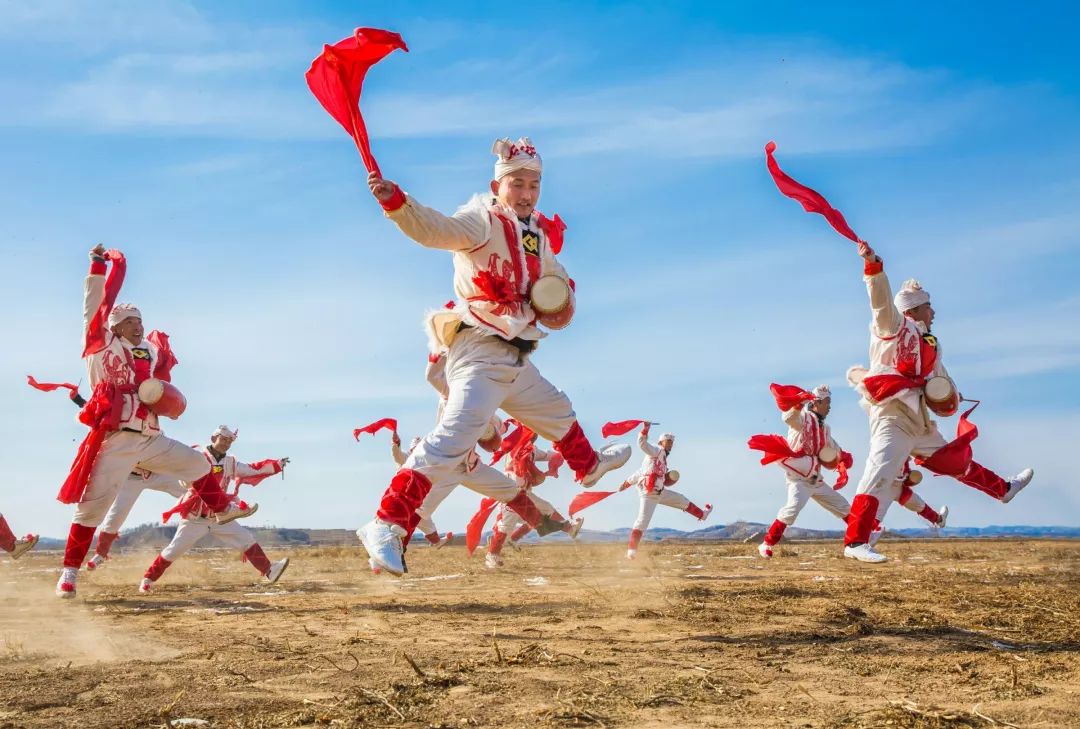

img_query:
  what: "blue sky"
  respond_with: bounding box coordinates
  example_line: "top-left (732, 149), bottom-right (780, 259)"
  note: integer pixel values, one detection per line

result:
top-left (1, 1), bottom-right (1078, 539)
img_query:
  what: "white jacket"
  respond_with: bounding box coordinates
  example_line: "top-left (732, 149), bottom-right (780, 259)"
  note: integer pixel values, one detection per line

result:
top-left (387, 193), bottom-right (572, 346)
top-left (83, 268), bottom-right (160, 434)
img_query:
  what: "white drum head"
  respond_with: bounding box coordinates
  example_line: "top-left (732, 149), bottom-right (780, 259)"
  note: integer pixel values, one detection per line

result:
top-left (138, 378), bottom-right (164, 405)
top-left (531, 275), bottom-right (570, 314)
top-left (666, 469), bottom-right (680, 484)
top-left (818, 446), bottom-right (839, 464)
top-left (908, 470), bottom-right (923, 485)
top-left (925, 376), bottom-right (954, 402)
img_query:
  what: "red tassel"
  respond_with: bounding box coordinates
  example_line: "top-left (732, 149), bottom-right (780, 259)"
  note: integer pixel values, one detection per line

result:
top-left (769, 383), bottom-right (816, 412)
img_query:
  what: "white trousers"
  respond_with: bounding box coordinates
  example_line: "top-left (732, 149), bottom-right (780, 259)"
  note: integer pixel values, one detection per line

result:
top-left (854, 416), bottom-right (946, 501)
top-left (160, 518), bottom-right (256, 562)
top-left (404, 328), bottom-right (578, 490)
top-left (494, 489), bottom-right (559, 534)
top-left (632, 486), bottom-right (691, 532)
top-left (874, 478), bottom-right (930, 521)
top-left (74, 431), bottom-right (209, 527)
top-left (775, 478), bottom-right (852, 525)
top-left (414, 460), bottom-right (528, 535)
top-left (99, 472), bottom-right (186, 534)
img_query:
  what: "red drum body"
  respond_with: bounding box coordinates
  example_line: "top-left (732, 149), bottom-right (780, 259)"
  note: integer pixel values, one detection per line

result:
top-left (818, 446), bottom-right (839, 469)
top-left (138, 378), bottom-right (187, 419)
top-left (663, 469), bottom-right (680, 487)
top-left (925, 376), bottom-right (958, 417)
top-left (530, 275), bottom-right (575, 330)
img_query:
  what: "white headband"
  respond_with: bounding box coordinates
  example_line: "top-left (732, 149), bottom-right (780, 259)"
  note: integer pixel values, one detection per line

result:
top-left (894, 279), bottom-right (930, 312)
top-left (813, 385), bottom-right (831, 400)
top-left (108, 303), bottom-right (142, 328)
top-left (212, 425), bottom-right (238, 440)
top-left (492, 137), bottom-right (542, 180)
top-left (659, 432), bottom-right (675, 442)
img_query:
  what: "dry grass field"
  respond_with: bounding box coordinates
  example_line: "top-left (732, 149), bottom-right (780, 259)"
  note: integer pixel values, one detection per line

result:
top-left (1, 539), bottom-right (1078, 728)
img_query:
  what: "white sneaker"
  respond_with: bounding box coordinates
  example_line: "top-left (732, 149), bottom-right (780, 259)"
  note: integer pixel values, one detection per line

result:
top-left (10, 535), bottom-right (38, 561)
top-left (868, 526), bottom-right (884, 546)
top-left (626, 548), bottom-right (637, 560)
top-left (266, 558), bottom-right (290, 584)
top-left (699, 504), bottom-right (713, 522)
top-left (86, 553), bottom-right (107, 571)
top-left (1001, 469), bottom-right (1034, 504)
top-left (433, 532), bottom-right (453, 549)
top-left (215, 502), bottom-right (258, 525)
top-left (55, 567), bottom-right (78, 599)
top-left (581, 444), bottom-right (632, 487)
top-left (934, 505), bottom-right (949, 529)
top-left (138, 577), bottom-right (153, 595)
top-left (356, 520), bottom-right (405, 576)
top-left (485, 553), bottom-right (503, 569)
top-left (568, 517), bottom-right (584, 539)
top-left (844, 544), bottom-right (888, 563)
top-left (758, 542), bottom-right (773, 559)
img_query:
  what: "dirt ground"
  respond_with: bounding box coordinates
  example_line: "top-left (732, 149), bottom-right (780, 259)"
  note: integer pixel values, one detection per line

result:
top-left (1, 539), bottom-right (1077, 729)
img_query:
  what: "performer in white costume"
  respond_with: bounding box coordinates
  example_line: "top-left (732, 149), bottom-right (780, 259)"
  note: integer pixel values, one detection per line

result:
top-left (358, 139), bottom-right (630, 575)
top-left (843, 245), bottom-right (1033, 563)
top-left (626, 425), bottom-right (710, 560)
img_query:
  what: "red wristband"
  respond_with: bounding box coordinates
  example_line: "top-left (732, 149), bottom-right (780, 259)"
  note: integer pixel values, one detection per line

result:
top-left (89, 259), bottom-right (107, 275)
top-left (864, 258), bottom-right (883, 276)
top-left (379, 185), bottom-right (407, 212)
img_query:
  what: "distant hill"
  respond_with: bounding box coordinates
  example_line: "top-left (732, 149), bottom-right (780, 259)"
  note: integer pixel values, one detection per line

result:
top-left (31, 520), bottom-right (1080, 552)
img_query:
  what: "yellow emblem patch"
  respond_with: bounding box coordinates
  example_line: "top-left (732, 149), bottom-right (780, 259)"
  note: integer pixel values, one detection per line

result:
top-left (212, 465), bottom-right (224, 474)
top-left (131, 347), bottom-right (151, 359)
top-left (521, 230), bottom-right (540, 256)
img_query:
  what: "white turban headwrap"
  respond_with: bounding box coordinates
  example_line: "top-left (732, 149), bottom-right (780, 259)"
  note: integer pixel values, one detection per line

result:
top-left (213, 425), bottom-right (238, 440)
top-left (108, 303), bottom-right (142, 328)
top-left (894, 279), bottom-right (930, 313)
top-left (659, 432), bottom-right (675, 443)
top-left (813, 385), bottom-right (831, 400)
top-left (492, 137), bottom-right (542, 180)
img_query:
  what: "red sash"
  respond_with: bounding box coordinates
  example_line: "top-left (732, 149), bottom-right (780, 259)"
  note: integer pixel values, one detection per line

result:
top-left (56, 381), bottom-right (136, 504)
top-left (862, 332), bottom-right (939, 402)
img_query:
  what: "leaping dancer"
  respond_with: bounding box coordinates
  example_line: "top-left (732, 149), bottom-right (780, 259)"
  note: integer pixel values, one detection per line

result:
top-left (54, 246), bottom-right (250, 598)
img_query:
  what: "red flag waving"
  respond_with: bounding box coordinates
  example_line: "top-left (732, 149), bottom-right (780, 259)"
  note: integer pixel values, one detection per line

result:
top-left (601, 419), bottom-right (647, 438)
top-left (765, 141), bottom-right (863, 244)
top-left (569, 490), bottom-right (617, 516)
top-left (27, 375), bottom-right (78, 396)
top-left (306, 28), bottom-right (409, 176)
top-left (490, 423), bottom-right (534, 465)
top-left (747, 434), bottom-right (802, 465)
top-left (769, 383), bottom-right (816, 412)
top-left (83, 249), bottom-right (126, 357)
top-left (147, 330), bottom-right (178, 382)
top-left (466, 498), bottom-right (499, 556)
top-left (353, 418), bottom-right (398, 440)
top-left (915, 401), bottom-right (982, 476)
top-left (235, 459), bottom-right (285, 488)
